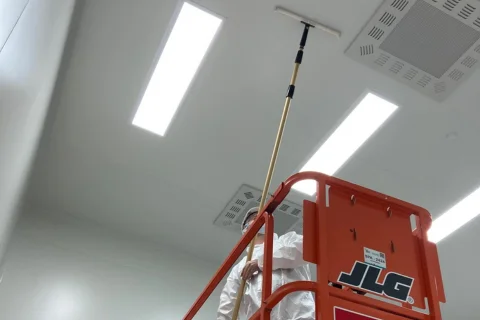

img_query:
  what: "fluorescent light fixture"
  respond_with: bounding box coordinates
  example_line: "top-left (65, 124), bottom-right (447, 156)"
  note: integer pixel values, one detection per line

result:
top-left (428, 186), bottom-right (480, 243)
top-left (133, 2), bottom-right (222, 136)
top-left (293, 93), bottom-right (398, 195)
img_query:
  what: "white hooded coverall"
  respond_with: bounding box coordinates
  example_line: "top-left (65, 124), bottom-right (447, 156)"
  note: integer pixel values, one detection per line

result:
top-left (217, 232), bottom-right (315, 320)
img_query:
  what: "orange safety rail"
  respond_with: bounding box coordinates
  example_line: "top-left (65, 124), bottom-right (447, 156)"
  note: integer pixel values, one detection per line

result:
top-left (183, 172), bottom-right (446, 320)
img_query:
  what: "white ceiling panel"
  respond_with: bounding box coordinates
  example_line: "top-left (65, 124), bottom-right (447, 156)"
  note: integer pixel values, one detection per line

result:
top-left (25, 0), bottom-right (480, 317)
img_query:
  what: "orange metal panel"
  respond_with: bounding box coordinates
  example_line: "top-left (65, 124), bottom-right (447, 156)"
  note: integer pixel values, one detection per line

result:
top-left (326, 185), bottom-right (427, 310)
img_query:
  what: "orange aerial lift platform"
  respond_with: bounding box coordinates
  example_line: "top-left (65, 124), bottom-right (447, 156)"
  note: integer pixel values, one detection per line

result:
top-left (183, 171), bottom-right (446, 320)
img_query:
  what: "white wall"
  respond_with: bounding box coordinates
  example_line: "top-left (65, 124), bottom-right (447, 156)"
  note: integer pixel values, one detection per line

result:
top-left (0, 208), bottom-right (222, 320)
top-left (0, 0), bottom-right (75, 261)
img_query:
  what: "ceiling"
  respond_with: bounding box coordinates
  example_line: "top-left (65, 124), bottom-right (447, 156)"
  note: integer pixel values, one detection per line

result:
top-left (26, 0), bottom-right (480, 317)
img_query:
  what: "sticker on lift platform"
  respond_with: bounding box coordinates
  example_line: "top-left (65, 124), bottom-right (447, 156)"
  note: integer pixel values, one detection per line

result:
top-left (334, 307), bottom-right (382, 320)
top-left (364, 247), bottom-right (386, 269)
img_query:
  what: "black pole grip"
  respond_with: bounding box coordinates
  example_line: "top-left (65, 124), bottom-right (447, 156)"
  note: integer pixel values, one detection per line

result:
top-left (299, 23), bottom-right (310, 49)
top-left (295, 50), bottom-right (304, 64)
top-left (286, 85), bottom-right (295, 98)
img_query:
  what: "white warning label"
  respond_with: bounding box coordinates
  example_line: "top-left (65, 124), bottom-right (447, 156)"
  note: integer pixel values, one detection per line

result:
top-left (364, 247), bottom-right (386, 269)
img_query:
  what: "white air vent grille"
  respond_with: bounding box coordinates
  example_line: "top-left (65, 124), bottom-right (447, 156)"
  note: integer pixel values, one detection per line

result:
top-left (448, 68), bottom-right (464, 80)
top-left (417, 75), bottom-right (432, 87)
top-left (368, 26), bottom-right (385, 40)
top-left (346, 0), bottom-right (480, 101)
top-left (443, 0), bottom-right (460, 11)
top-left (244, 191), bottom-right (254, 199)
top-left (474, 17), bottom-right (480, 28)
top-left (214, 185), bottom-right (303, 235)
top-left (461, 55), bottom-right (478, 67)
top-left (389, 61), bottom-right (405, 73)
top-left (379, 12), bottom-right (397, 26)
top-left (392, 0), bottom-right (410, 11)
top-left (235, 199), bottom-right (246, 206)
top-left (458, 4), bottom-right (476, 19)
top-left (375, 53), bottom-right (390, 66)
top-left (230, 205), bottom-right (241, 213)
top-left (291, 208), bottom-right (302, 216)
top-left (403, 68), bottom-right (419, 80)
top-left (379, 0), bottom-right (480, 78)
top-left (360, 45), bottom-right (374, 56)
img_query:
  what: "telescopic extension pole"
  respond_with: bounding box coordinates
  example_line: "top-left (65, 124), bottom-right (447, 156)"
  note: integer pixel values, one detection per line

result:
top-left (231, 23), bottom-right (312, 320)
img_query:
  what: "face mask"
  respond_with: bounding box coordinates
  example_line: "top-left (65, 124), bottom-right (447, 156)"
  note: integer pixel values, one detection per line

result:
top-left (242, 224), bottom-right (266, 235)
top-left (258, 225), bottom-right (266, 235)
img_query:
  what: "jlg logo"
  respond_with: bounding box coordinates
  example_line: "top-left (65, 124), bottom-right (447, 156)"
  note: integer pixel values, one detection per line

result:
top-left (338, 261), bottom-right (414, 303)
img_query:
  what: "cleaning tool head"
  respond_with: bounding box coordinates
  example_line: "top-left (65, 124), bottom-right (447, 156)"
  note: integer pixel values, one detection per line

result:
top-left (275, 6), bottom-right (341, 38)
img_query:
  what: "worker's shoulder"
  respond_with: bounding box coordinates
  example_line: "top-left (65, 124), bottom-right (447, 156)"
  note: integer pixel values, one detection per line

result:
top-left (278, 231), bottom-right (303, 242)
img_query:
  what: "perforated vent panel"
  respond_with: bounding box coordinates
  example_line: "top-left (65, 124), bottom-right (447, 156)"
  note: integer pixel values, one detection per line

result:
top-left (380, 0), bottom-right (480, 77)
top-left (346, 0), bottom-right (480, 101)
top-left (214, 184), bottom-right (303, 235)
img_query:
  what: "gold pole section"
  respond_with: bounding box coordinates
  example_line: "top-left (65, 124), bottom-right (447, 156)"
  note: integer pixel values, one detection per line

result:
top-left (231, 23), bottom-right (311, 320)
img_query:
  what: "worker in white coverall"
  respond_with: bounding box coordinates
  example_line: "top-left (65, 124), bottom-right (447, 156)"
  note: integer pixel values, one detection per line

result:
top-left (217, 207), bottom-right (315, 320)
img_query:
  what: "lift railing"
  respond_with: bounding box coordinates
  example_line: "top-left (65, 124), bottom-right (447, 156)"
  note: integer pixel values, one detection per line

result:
top-left (184, 172), bottom-right (446, 320)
